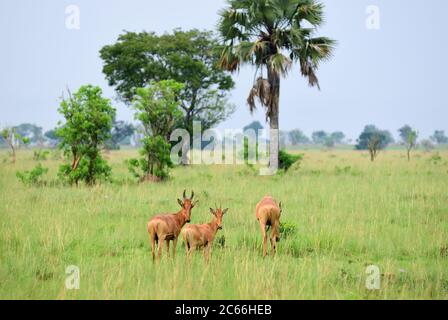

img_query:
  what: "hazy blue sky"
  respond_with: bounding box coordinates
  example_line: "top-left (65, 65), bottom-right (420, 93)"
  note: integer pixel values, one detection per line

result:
top-left (0, 0), bottom-right (447, 140)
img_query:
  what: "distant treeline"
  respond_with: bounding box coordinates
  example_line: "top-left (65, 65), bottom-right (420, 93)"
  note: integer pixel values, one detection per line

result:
top-left (1, 121), bottom-right (447, 151)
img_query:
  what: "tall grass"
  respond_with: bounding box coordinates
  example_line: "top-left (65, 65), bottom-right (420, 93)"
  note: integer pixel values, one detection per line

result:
top-left (0, 149), bottom-right (447, 299)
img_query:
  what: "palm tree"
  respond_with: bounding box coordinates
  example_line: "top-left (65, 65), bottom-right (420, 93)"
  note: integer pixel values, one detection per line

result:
top-left (218, 0), bottom-right (335, 169)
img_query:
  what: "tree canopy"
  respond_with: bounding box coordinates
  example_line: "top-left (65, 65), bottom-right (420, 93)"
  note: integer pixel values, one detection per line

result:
top-left (289, 129), bottom-right (310, 145)
top-left (100, 29), bottom-right (235, 135)
top-left (430, 130), bottom-right (448, 144)
top-left (355, 125), bottom-right (393, 151)
top-left (56, 85), bottom-right (116, 185)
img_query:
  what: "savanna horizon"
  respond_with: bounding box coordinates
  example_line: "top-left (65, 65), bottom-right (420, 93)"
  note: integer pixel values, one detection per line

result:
top-left (1, 149), bottom-right (447, 299)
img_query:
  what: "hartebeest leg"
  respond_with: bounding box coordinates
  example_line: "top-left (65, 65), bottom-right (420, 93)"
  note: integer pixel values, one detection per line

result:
top-left (166, 240), bottom-right (170, 257)
top-left (172, 238), bottom-right (178, 257)
top-left (158, 238), bottom-right (165, 259)
top-left (270, 237), bottom-right (277, 256)
top-left (204, 244), bottom-right (212, 263)
top-left (259, 223), bottom-right (268, 257)
top-left (150, 236), bottom-right (156, 262)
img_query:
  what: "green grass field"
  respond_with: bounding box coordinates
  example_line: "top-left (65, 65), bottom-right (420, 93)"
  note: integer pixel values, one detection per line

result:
top-left (1, 149), bottom-right (447, 299)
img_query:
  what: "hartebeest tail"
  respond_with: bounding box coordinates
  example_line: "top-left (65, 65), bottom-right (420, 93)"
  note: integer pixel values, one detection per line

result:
top-left (182, 206), bottom-right (228, 261)
top-left (256, 196), bottom-right (282, 257)
top-left (147, 190), bottom-right (198, 261)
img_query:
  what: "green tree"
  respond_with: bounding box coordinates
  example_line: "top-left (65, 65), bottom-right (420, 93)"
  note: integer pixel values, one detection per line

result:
top-left (355, 125), bottom-right (393, 161)
top-left (323, 136), bottom-right (335, 149)
top-left (398, 125), bottom-right (418, 161)
top-left (128, 80), bottom-right (184, 181)
top-left (56, 85), bottom-right (116, 185)
top-left (430, 130), bottom-right (448, 144)
top-left (218, 0), bottom-right (335, 169)
top-left (105, 120), bottom-right (135, 150)
top-left (289, 129), bottom-right (310, 145)
top-left (13, 123), bottom-right (44, 145)
top-left (100, 29), bottom-right (235, 136)
top-left (312, 130), bottom-right (328, 144)
top-left (1, 127), bottom-right (30, 163)
top-left (421, 139), bottom-right (435, 153)
top-left (44, 129), bottom-right (60, 147)
top-left (330, 131), bottom-right (345, 144)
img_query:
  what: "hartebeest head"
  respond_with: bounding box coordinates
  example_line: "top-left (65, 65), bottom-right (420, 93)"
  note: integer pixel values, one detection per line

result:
top-left (177, 190), bottom-right (198, 223)
top-left (209, 206), bottom-right (229, 230)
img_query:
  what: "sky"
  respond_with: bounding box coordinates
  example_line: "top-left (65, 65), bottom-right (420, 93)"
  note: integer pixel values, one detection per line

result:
top-left (0, 0), bottom-right (447, 141)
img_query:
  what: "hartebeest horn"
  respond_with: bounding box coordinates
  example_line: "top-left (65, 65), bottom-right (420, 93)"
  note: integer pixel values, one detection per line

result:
top-left (183, 189), bottom-right (187, 199)
top-left (190, 190), bottom-right (194, 200)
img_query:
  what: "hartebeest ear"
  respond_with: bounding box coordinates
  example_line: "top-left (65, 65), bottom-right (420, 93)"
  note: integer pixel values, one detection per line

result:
top-left (222, 208), bottom-right (229, 215)
top-left (178, 199), bottom-right (183, 207)
top-left (209, 208), bottom-right (215, 215)
top-left (279, 202), bottom-right (282, 211)
top-left (192, 200), bottom-right (199, 207)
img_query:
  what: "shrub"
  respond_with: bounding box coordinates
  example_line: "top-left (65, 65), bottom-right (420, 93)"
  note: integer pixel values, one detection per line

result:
top-left (279, 221), bottom-right (298, 239)
top-left (215, 235), bottom-right (226, 248)
top-left (279, 150), bottom-right (303, 172)
top-left (429, 152), bottom-right (442, 165)
top-left (127, 136), bottom-right (173, 181)
top-left (33, 149), bottom-right (50, 161)
top-left (56, 85), bottom-right (115, 186)
top-left (16, 164), bottom-right (48, 186)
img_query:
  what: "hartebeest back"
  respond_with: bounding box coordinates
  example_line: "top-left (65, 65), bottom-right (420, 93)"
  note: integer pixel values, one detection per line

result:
top-left (147, 190), bottom-right (197, 261)
top-left (182, 206), bottom-right (228, 260)
top-left (256, 196), bottom-right (282, 256)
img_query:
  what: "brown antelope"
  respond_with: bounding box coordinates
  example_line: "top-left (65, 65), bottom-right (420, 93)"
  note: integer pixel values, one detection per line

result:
top-left (147, 190), bottom-right (197, 261)
top-left (256, 196), bottom-right (282, 257)
top-left (182, 206), bottom-right (228, 260)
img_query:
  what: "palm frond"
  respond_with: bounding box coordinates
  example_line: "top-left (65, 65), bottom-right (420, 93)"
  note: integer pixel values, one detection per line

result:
top-left (247, 76), bottom-right (271, 114)
top-left (269, 53), bottom-right (292, 76)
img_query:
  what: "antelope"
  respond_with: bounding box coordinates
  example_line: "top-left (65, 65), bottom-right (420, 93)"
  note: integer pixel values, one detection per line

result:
top-left (182, 206), bottom-right (228, 260)
top-left (256, 196), bottom-right (282, 257)
top-left (147, 190), bottom-right (197, 261)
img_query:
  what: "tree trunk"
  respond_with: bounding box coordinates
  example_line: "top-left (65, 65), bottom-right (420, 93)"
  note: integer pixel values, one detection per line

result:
top-left (268, 68), bottom-right (280, 171)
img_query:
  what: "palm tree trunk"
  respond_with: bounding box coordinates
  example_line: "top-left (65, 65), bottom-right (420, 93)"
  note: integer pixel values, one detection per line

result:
top-left (268, 68), bottom-right (280, 171)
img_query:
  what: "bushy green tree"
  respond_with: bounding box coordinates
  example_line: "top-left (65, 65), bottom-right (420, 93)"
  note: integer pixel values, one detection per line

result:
top-left (312, 131), bottom-right (328, 144)
top-left (13, 123), bottom-right (44, 145)
top-left (355, 125), bottom-right (393, 161)
top-left (44, 129), bottom-right (60, 147)
top-left (330, 131), bottom-right (345, 144)
top-left (128, 80), bottom-right (184, 181)
top-left (421, 139), bottom-right (435, 153)
top-left (430, 130), bottom-right (448, 144)
top-left (1, 127), bottom-right (30, 163)
top-left (289, 129), bottom-right (310, 145)
top-left (398, 125), bottom-right (418, 161)
top-left (56, 85), bottom-right (116, 185)
top-left (105, 120), bottom-right (135, 150)
top-left (100, 29), bottom-right (235, 136)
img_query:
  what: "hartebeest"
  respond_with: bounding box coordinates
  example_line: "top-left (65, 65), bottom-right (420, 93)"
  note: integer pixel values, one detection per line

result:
top-left (147, 190), bottom-right (197, 261)
top-left (182, 206), bottom-right (228, 260)
top-left (256, 196), bottom-right (282, 257)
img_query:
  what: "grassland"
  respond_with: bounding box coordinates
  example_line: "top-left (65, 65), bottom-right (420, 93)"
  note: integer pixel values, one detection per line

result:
top-left (0, 148), bottom-right (447, 299)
